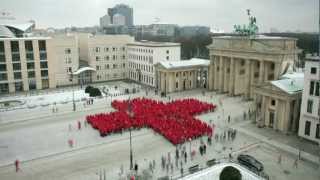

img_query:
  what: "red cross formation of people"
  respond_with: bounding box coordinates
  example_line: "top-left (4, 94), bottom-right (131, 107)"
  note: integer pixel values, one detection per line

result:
top-left (86, 98), bottom-right (216, 145)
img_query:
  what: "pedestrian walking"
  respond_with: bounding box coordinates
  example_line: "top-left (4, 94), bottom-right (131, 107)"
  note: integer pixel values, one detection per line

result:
top-left (228, 115), bottom-right (231, 123)
top-left (278, 154), bottom-right (282, 164)
top-left (293, 159), bottom-right (298, 168)
top-left (15, 159), bottom-right (20, 172)
top-left (152, 159), bottom-right (156, 169)
top-left (166, 163), bottom-right (169, 174)
top-left (298, 150), bottom-right (301, 160)
top-left (180, 167), bottom-right (184, 177)
top-left (203, 144), bottom-right (207, 154)
top-left (149, 161), bottom-right (153, 173)
top-left (134, 162), bottom-right (138, 173)
top-left (170, 163), bottom-right (174, 174)
top-left (78, 121), bottom-right (81, 130)
top-left (184, 151), bottom-right (187, 163)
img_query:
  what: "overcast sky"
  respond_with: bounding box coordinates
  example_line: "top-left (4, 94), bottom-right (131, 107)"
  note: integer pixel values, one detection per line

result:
top-left (1, 0), bottom-right (319, 32)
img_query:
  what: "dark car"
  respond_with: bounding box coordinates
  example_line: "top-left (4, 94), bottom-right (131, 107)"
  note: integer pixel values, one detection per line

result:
top-left (237, 154), bottom-right (264, 172)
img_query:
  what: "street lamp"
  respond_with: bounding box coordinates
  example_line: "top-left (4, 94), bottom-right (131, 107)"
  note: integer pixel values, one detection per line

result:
top-left (70, 70), bottom-right (76, 111)
top-left (126, 98), bottom-right (134, 170)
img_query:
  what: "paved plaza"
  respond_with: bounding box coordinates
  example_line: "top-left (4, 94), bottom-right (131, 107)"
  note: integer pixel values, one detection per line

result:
top-left (0, 81), bottom-right (319, 180)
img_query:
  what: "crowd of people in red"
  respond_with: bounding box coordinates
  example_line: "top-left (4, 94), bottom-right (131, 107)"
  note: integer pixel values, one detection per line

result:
top-left (86, 98), bottom-right (216, 145)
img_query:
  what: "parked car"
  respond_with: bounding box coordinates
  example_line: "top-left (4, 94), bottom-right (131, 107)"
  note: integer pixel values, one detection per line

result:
top-left (237, 154), bottom-right (264, 172)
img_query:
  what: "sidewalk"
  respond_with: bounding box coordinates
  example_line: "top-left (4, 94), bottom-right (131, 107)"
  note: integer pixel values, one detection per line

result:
top-left (234, 120), bottom-right (320, 165)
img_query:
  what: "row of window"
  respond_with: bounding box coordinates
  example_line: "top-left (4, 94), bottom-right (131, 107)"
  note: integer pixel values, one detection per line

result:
top-left (304, 121), bottom-right (320, 139)
top-left (309, 81), bottom-right (320, 96)
top-left (0, 40), bottom-right (46, 53)
top-left (128, 48), bottom-right (154, 54)
top-left (0, 79), bottom-right (49, 93)
top-left (129, 71), bottom-right (154, 85)
top-left (129, 62), bottom-right (153, 73)
top-left (128, 54), bottom-right (153, 63)
top-left (95, 47), bottom-right (125, 53)
top-left (96, 63), bottom-right (126, 71)
top-left (0, 61), bottom-right (48, 72)
top-left (96, 55), bottom-right (126, 61)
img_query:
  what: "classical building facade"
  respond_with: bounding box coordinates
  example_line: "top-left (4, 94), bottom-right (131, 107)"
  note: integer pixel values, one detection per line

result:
top-left (0, 37), bottom-right (55, 93)
top-left (298, 55), bottom-right (320, 143)
top-left (154, 58), bottom-right (209, 94)
top-left (127, 41), bottom-right (180, 87)
top-left (253, 72), bottom-right (303, 133)
top-left (207, 36), bottom-right (300, 99)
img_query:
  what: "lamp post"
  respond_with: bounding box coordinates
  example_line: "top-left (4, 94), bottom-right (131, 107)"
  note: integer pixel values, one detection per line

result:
top-left (70, 70), bottom-right (76, 111)
top-left (127, 98), bottom-right (134, 170)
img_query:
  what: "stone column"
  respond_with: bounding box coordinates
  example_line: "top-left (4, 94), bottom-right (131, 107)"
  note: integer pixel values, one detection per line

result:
top-left (223, 58), bottom-right (228, 92)
top-left (259, 60), bottom-right (265, 84)
top-left (249, 61), bottom-right (256, 98)
top-left (229, 57), bottom-right (235, 96)
top-left (219, 56), bottom-right (224, 92)
top-left (292, 99), bottom-right (299, 132)
top-left (214, 56), bottom-right (219, 90)
top-left (208, 63), bottom-right (214, 90)
top-left (283, 100), bottom-right (291, 133)
top-left (245, 60), bottom-right (251, 99)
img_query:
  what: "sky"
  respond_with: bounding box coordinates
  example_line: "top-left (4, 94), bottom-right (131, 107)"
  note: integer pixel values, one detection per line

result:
top-left (1, 0), bottom-right (319, 32)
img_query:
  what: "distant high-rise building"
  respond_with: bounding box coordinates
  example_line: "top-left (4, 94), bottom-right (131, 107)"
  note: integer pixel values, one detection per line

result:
top-left (99, 14), bottom-right (111, 28)
top-left (112, 14), bottom-right (126, 26)
top-left (108, 4), bottom-right (133, 27)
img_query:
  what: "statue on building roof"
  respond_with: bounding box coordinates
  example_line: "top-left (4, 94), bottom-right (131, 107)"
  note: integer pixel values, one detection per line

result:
top-left (234, 9), bottom-right (259, 37)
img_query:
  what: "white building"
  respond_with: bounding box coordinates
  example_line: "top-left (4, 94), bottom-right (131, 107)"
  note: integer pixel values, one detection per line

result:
top-left (99, 14), bottom-right (111, 28)
top-left (127, 41), bottom-right (181, 87)
top-left (298, 55), bottom-right (320, 144)
top-left (77, 33), bottom-right (134, 82)
top-left (112, 14), bottom-right (126, 26)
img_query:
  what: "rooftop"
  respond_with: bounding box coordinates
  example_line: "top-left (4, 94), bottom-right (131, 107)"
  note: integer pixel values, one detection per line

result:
top-left (127, 40), bottom-right (180, 47)
top-left (157, 58), bottom-right (210, 70)
top-left (213, 35), bottom-right (297, 41)
top-left (272, 72), bottom-right (304, 94)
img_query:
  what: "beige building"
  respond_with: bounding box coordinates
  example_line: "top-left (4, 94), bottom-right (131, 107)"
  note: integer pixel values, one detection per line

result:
top-left (0, 37), bottom-right (55, 93)
top-left (154, 58), bottom-right (209, 94)
top-left (50, 34), bottom-right (80, 87)
top-left (253, 72), bottom-right (303, 133)
top-left (127, 41), bottom-right (181, 87)
top-left (77, 33), bottom-right (134, 82)
top-left (207, 36), bottom-right (300, 99)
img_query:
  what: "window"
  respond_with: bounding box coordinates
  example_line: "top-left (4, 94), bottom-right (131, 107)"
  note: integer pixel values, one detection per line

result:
top-left (40, 61), bottom-right (48, 69)
top-left (315, 81), bottom-right (320, 96)
top-left (310, 67), bottom-right (317, 74)
top-left (176, 82), bottom-right (178, 89)
top-left (166, 50), bottom-right (169, 54)
top-left (104, 47), bottom-right (109, 52)
top-left (268, 74), bottom-right (274, 80)
top-left (40, 52), bottom-right (47, 60)
top-left (28, 71), bottom-right (35, 78)
top-left (95, 47), bottom-right (100, 53)
top-left (106, 64), bottom-right (109, 69)
top-left (0, 64), bottom-right (6, 71)
top-left (96, 66), bottom-right (100, 70)
top-left (112, 47), bottom-right (116, 51)
top-left (113, 55), bottom-right (116, 60)
top-left (12, 63), bottom-right (21, 71)
top-left (240, 60), bottom-right (245, 66)
top-left (12, 53), bottom-right (20, 62)
top-left (307, 99), bottom-right (313, 113)
top-left (123, 63), bottom-right (125, 68)
top-left (11, 41), bottom-right (19, 52)
top-left (26, 52), bottom-right (34, 61)
top-left (310, 81), bottom-right (315, 95)
top-left (0, 73), bottom-right (7, 81)
top-left (166, 56), bottom-right (169, 60)
top-left (271, 99), bottom-right (276, 106)
top-left (15, 82), bottom-right (23, 91)
top-left (316, 124), bottom-right (320, 139)
top-left (14, 72), bottom-right (21, 79)
top-left (0, 41), bottom-right (4, 53)
top-left (96, 56), bottom-right (100, 61)
top-left (27, 62), bottom-right (35, 69)
top-left (104, 56), bottom-right (109, 61)
top-left (122, 47), bottom-right (125, 51)
top-left (25, 41), bottom-right (33, 51)
top-left (65, 48), bottom-right (71, 54)
top-left (122, 55), bottom-right (125, 59)
top-left (239, 69), bottom-right (245, 75)
top-left (113, 64), bottom-right (117, 69)
top-left (304, 121), bottom-right (311, 136)
top-left (41, 70), bottom-right (48, 77)
top-left (0, 53), bottom-right (5, 62)
top-left (38, 40), bottom-right (46, 51)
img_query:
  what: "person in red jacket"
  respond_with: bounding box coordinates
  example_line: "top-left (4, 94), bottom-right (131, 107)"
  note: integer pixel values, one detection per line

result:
top-left (15, 159), bottom-right (19, 172)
